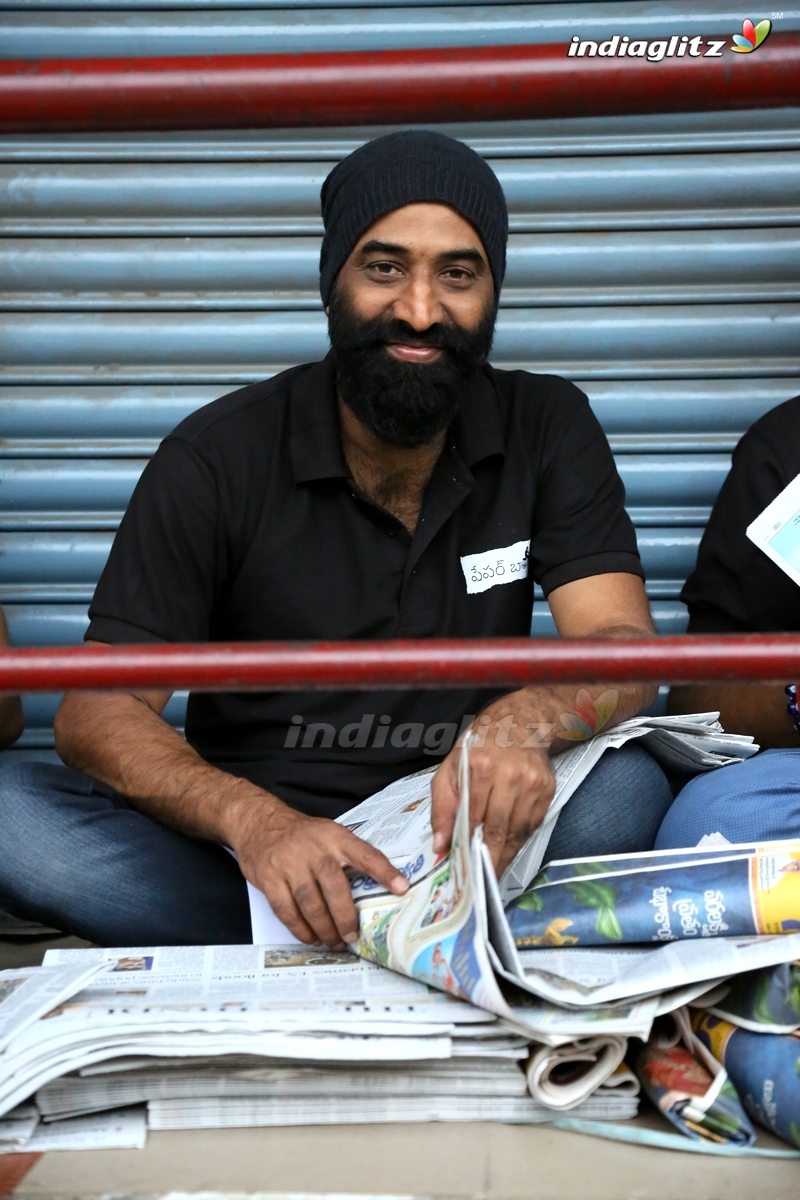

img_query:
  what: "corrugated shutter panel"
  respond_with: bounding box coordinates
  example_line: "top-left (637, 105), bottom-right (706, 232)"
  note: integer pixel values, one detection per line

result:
top-left (3, 3), bottom-right (800, 58)
top-left (1, 8), bottom-right (799, 754)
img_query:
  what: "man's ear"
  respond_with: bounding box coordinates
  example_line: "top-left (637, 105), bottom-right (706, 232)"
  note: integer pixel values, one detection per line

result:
top-left (325, 305), bottom-right (330, 315)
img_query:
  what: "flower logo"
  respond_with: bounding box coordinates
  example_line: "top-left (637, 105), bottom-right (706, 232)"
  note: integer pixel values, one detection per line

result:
top-left (731, 18), bottom-right (772, 52)
top-left (557, 688), bottom-right (620, 742)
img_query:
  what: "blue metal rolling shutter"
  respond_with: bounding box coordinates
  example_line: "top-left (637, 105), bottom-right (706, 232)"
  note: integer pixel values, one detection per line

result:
top-left (1, 5), bottom-right (799, 757)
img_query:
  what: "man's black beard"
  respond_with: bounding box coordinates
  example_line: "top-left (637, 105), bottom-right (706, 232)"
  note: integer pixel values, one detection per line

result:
top-left (328, 290), bottom-right (496, 448)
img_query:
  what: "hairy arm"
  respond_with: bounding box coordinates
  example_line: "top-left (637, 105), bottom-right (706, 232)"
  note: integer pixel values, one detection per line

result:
top-left (431, 572), bottom-right (657, 874)
top-left (55, 646), bottom-right (408, 948)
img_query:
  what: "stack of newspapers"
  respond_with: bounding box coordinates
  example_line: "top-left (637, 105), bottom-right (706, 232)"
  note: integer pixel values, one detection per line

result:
top-left (0, 943), bottom-right (639, 1150)
top-left (1, 710), bottom-right (798, 1150)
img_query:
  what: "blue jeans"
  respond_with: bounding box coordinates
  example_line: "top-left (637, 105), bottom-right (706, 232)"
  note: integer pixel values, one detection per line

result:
top-left (0, 745), bottom-right (672, 946)
top-left (656, 748), bottom-right (800, 849)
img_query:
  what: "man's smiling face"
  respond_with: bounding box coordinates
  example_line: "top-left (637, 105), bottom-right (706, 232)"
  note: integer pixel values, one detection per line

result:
top-left (327, 202), bottom-right (497, 447)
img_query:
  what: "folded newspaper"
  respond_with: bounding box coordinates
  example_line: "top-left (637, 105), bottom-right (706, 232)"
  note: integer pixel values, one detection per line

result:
top-left (303, 722), bottom-right (794, 1023)
top-left (505, 840), bottom-right (800, 946)
top-left (331, 711), bottom-right (759, 912)
top-left (692, 1008), bottom-right (800, 1148)
top-left (700, 959), bottom-right (800, 1034)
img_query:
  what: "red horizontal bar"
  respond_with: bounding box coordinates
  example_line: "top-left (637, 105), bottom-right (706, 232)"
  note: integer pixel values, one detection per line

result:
top-left (0, 637), bottom-right (798, 693)
top-left (1, 36), bottom-right (798, 133)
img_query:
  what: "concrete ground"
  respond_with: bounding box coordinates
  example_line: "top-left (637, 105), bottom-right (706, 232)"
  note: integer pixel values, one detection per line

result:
top-left (1, 936), bottom-right (797, 1200)
top-left (9, 1120), bottom-right (800, 1200)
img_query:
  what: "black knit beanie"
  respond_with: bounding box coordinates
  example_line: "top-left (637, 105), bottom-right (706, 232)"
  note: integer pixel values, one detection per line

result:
top-left (319, 130), bottom-right (508, 306)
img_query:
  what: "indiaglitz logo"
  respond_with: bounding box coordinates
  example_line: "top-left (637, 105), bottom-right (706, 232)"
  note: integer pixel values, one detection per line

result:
top-left (556, 687), bottom-right (619, 742)
top-left (731, 17), bottom-right (772, 51)
top-left (567, 17), bottom-right (773, 59)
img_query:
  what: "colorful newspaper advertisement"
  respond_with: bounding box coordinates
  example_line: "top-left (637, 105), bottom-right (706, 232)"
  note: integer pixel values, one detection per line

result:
top-left (706, 959), bottom-right (800, 1033)
top-left (505, 842), bottom-right (800, 947)
top-left (693, 1010), bottom-right (800, 1148)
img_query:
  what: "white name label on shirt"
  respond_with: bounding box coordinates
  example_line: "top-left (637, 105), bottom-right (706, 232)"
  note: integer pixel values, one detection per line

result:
top-left (460, 540), bottom-right (531, 595)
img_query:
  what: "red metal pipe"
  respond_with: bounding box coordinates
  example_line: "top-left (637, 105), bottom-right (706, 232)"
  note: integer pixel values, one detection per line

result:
top-left (1, 36), bottom-right (798, 134)
top-left (0, 636), bottom-right (798, 693)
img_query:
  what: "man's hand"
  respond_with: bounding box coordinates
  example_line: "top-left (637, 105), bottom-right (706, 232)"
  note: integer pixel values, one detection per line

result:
top-left (429, 573), bottom-right (657, 876)
top-left (431, 736), bottom-right (556, 878)
top-left (230, 800), bottom-right (409, 949)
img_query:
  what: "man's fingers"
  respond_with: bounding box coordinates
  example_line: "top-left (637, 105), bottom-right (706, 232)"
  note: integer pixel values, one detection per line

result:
top-left (341, 829), bottom-right (409, 897)
top-left (496, 760), bottom-right (555, 872)
top-left (262, 881), bottom-right (318, 946)
top-left (430, 760), bottom-right (460, 854)
top-left (466, 751), bottom-right (495, 836)
top-left (495, 792), bottom-right (543, 875)
top-left (293, 875), bottom-right (346, 949)
top-left (317, 857), bottom-right (362, 944)
top-left (482, 786), bottom-right (514, 869)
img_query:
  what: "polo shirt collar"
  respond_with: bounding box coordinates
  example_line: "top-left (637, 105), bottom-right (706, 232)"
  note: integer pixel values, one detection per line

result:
top-left (289, 353), bottom-right (506, 484)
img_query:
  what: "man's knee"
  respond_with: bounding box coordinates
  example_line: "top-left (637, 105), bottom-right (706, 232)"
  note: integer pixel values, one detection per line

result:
top-left (547, 742), bottom-right (673, 861)
top-left (656, 748), bottom-right (800, 849)
top-left (0, 760), bottom-right (103, 858)
top-left (0, 761), bottom-right (60, 818)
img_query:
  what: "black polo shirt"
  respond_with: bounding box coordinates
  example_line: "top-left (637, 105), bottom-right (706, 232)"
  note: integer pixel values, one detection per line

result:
top-left (87, 354), bottom-right (642, 818)
top-left (682, 395), bottom-right (800, 633)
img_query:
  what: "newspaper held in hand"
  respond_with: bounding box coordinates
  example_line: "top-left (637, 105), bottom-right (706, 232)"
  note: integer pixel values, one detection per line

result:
top-left (248, 712), bottom-right (756, 937)
top-left (746, 470), bottom-right (800, 587)
top-left (342, 736), bottom-right (800, 1018)
top-left (498, 713), bottom-right (757, 904)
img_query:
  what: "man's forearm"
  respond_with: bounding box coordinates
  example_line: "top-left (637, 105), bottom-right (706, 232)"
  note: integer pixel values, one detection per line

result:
top-left (473, 678), bottom-right (655, 756)
top-left (55, 692), bottom-right (279, 846)
top-left (474, 623), bottom-right (658, 755)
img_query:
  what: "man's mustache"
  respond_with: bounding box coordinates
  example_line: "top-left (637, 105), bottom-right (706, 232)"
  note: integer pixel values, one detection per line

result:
top-left (334, 315), bottom-right (467, 357)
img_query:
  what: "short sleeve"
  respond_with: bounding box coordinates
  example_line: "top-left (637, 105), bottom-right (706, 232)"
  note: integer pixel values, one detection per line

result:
top-left (682, 428), bottom-right (800, 633)
top-left (87, 438), bottom-right (225, 645)
top-left (531, 388), bottom-right (642, 596)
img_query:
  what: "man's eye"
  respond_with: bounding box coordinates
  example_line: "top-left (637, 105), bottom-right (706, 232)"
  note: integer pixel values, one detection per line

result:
top-left (443, 268), bottom-right (472, 282)
top-left (369, 262), bottom-right (401, 275)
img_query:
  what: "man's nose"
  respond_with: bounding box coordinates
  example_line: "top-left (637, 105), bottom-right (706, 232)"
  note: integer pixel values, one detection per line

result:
top-left (392, 275), bottom-right (444, 331)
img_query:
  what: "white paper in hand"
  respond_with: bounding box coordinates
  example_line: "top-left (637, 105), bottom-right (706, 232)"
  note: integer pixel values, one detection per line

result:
top-left (746, 471), bottom-right (800, 588)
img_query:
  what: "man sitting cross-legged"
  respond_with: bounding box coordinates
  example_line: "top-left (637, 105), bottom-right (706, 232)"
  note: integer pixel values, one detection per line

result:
top-left (0, 132), bottom-right (672, 947)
